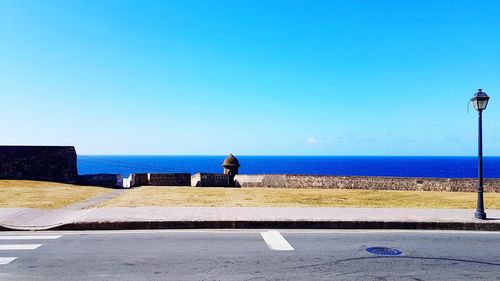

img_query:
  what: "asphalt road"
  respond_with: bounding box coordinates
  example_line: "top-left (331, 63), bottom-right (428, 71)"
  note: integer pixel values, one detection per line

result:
top-left (0, 229), bottom-right (499, 281)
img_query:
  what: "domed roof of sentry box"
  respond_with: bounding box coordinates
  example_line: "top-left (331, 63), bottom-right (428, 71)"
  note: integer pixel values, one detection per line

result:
top-left (222, 154), bottom-right (240, 167)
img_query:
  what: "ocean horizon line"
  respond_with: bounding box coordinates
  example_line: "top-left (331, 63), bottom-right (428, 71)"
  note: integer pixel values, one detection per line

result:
top-left (78, 154), bottom-right (500, 157)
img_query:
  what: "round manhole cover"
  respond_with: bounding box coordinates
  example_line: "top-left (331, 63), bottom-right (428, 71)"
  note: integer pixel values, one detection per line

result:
top-left (366, 247), bottom-right (402, 256)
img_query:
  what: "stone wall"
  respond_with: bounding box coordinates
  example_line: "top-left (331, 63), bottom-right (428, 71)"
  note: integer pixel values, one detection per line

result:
top-left (131, 173), bottom-right (149, 187)
top-left (148, 173), bottom-right (191, 186)
top-left (122, 173), bottom-right (190, 188)
top-left (0, 146), bottom-right (78, 183)
top-left (191, 173), bottom-right (231, 187)
top-left (234, 174), bottom-right (500, 192)
top-left (123, 174), bottom-right (146, 188)
top-left (78, 174), bottom-right (123, 187)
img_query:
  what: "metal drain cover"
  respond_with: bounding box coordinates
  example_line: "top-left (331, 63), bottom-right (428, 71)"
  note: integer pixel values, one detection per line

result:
top-left (366, 247), bottom-right (402, 256)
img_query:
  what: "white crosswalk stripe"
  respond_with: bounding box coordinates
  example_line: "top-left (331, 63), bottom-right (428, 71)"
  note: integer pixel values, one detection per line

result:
top-left (0, 235), bottom-right (62, 240)
top-left (260, 231), bottom-right (294, 251)
top-left (0, 257), bottom-right (17, 265)
top-left (0, 244), bottom-right (43, 250)
top-left (0, 235), bottom-right (63, 265)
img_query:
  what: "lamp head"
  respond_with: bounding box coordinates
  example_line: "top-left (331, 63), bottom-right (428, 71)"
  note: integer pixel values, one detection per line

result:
top-left (471, 89), bottom-right (490, 111)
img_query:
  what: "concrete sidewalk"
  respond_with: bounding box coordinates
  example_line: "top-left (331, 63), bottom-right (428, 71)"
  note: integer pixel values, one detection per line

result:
top-left (0, 207), bottom-right (499, 231)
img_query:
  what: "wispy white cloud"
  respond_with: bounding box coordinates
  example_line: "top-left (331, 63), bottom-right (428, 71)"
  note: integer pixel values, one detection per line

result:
top-left (305, 136), bottom-right (318, 145)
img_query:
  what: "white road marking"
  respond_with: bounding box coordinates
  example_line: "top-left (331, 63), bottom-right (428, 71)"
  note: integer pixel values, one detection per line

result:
top-left (0, 244), bottom-right (42, 250)
top-left (260, 231), bottom-right (294, 251)
top-left (0, 257), bottom-right (17, 265)
top-left (0, 235), bottom-right (62, 240)
top-left (0, 237), bottom-right (57, 266)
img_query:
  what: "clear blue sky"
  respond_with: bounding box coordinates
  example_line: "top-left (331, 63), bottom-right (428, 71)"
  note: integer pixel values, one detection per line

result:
top-left (1, 0), bottom-right (499, 155)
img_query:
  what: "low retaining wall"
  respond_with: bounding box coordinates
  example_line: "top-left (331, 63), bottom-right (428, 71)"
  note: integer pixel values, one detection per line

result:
top-left (122, 173), bottom-right (190, 188)
top-left (148, 173), bottom-right (191, 186)
top-left (131, 173), bottom-right (149, 187)
top-left (192, 173), bottom-right (231, 187)
top-left (78, 173), bottom-right (500, 192)
top-left (78, 174), bottom-right (123, 188)
top-left (234, 174), bottom-right (500, 192)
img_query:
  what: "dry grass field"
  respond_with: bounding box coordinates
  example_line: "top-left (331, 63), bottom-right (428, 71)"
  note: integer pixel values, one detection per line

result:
top-left (0, 180), bottom-right (112, 209)
top-left (99, 186), bottom-right (500, 209)
top-left (2, 181), bottom-right (499, 209)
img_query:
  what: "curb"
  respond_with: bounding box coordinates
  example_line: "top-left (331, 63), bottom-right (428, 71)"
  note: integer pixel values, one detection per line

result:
top-left (0, 220), bottom-right (496, 231)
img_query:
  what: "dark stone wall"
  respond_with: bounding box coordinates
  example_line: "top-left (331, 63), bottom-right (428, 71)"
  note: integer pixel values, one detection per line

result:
top-left (131, 173), bottom-right (149, 187)
top-left (0, 146), bottom-right (78, 183)
top-left (192, 173), bottom-right (231, 187)
top-left (78, 174), bottom-right (123, 187)
top-left (148, 173), bottom-right (191, 186)
top-left (235, 174), bottom-right (500, 192)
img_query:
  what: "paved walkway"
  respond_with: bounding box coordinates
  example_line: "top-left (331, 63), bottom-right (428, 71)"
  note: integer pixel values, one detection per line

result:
top-left (59, 189), bottom-right (126, 211)
top-left (0, 188), bottom-right (128, 230)
top-left (0, 207), bottom-right (499, 231)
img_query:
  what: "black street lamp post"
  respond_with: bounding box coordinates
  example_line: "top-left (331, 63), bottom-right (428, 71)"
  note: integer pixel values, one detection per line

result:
top-left (470, 89), bottom-right (490, 220)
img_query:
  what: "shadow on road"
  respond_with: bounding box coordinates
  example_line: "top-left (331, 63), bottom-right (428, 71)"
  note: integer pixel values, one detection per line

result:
top-left (288, 256), bottom-right (500, 269)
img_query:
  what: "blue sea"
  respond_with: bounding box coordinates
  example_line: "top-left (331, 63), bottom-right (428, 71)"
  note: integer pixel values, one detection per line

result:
top-left (77, 156), bottom-right (500, 178)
